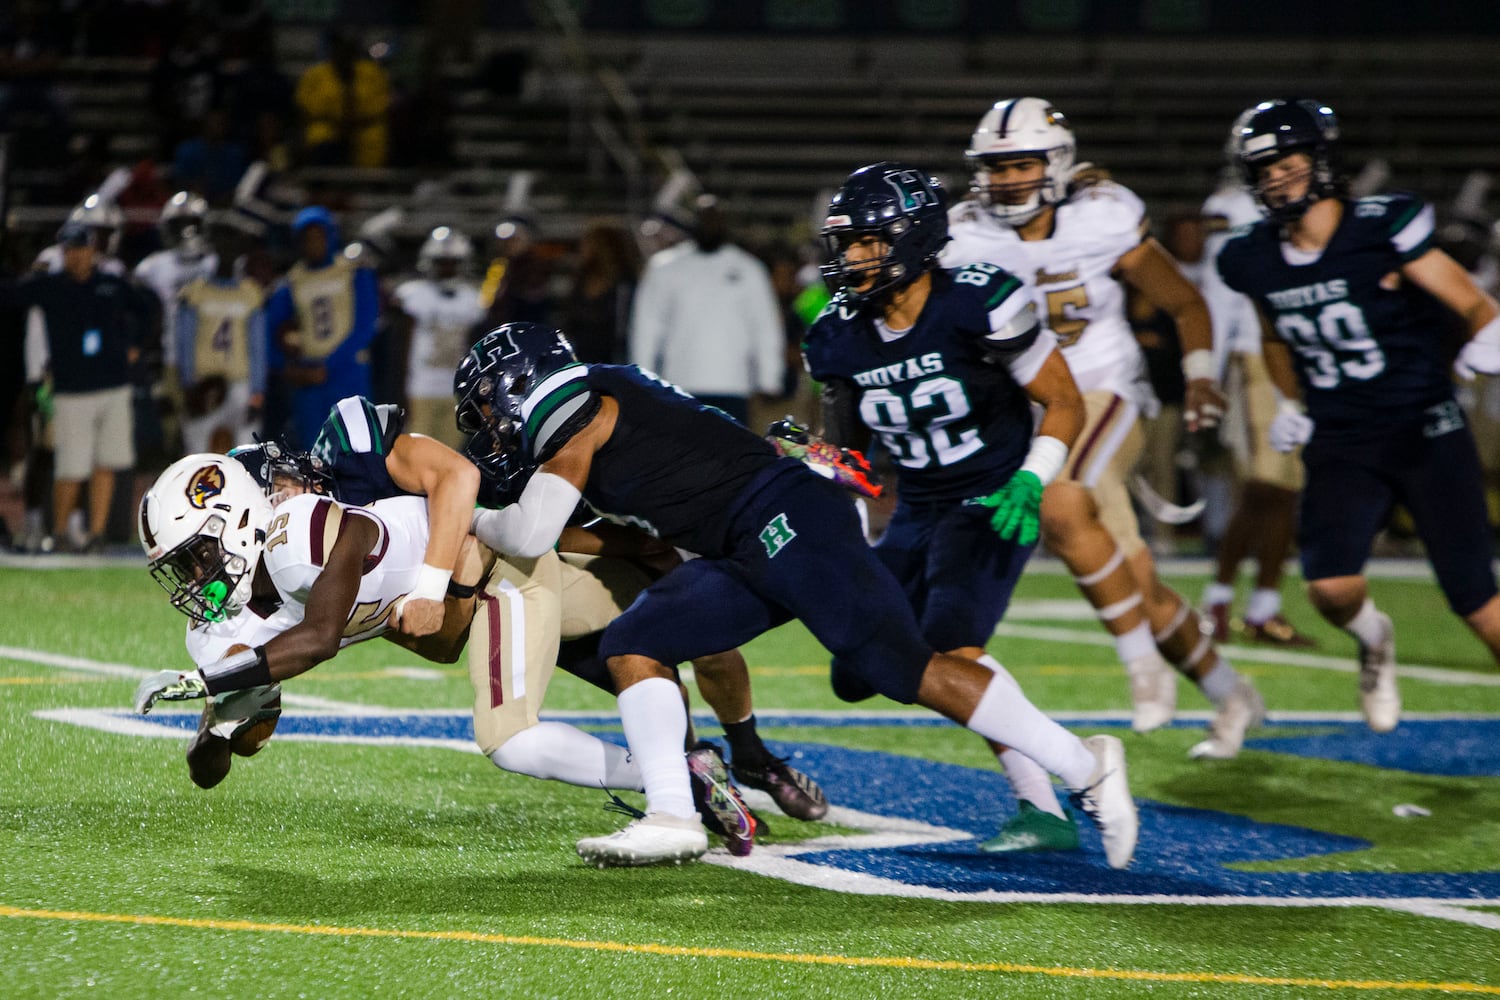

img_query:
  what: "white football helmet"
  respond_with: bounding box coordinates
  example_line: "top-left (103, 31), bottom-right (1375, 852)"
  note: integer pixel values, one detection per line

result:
top-left (160, 190), bottom-right (211, 260)
top-left (140, 454), bottom-right (274, 625)
top-left (965, 97), bottom-right (1076, 226)
top-left (417, 225), bottom-right (473, 279)
top-left (67, 194), bottom-right (125, 256)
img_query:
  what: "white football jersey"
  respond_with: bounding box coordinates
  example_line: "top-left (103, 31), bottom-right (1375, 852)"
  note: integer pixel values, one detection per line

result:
top-left (184, 599), bottom-right (302, 669)
top-left (944, 181), bottom-right (1151, 405)
top-left (394, 278), bottom-right (484, 399)
top-left (1200, 185), bottom-right (1265, 365)
top-left (263, 493), bottom-right (431, 645)
top-left (135, 249), bottom-right (220, 366)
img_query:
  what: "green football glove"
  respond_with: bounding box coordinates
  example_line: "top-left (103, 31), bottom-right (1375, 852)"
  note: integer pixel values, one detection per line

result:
top-left (970, 470), bottom-right (1044, 546)
top-left (134, 669), bottom-right (209, 715)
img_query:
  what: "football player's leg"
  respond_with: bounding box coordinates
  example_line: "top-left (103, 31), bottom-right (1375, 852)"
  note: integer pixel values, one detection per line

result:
top-left (1401, 419), bottom-right (1500, 662)
top-left (468, 552), bottom-right (636, 788)
top-left (1300, 443), bottom-right (1400, 730)
top-left (1042, 392), bottom-right (1174, 731)
top-left (186, 704), bottom-right (233, 789)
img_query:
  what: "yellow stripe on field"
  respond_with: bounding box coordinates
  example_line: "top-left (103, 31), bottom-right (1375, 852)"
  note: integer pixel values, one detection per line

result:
top-left (1, 905), bottom-right (1494, 994)
top-left (0, 676), bottom-right (107, 685)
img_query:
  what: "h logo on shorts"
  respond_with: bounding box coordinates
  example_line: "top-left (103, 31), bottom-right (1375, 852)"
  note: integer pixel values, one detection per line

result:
top-left (760, 513), bottom-right (797, 558)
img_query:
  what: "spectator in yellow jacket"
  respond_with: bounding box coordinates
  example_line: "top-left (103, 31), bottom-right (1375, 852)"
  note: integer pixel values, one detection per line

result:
top-left (295, 30), bottom-right (390, 168)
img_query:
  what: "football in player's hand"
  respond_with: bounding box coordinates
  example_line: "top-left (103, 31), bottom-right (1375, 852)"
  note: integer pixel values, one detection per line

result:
top-left (229, 691), bottom-right (281, 757)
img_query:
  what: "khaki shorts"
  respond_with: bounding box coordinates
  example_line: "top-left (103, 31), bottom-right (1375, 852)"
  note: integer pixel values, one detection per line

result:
top-left (464, 551), bottom-right (653, 755)
top-left (1225, 352), bottom-right (1305, 489)
top-left (53, 385), bottom-right (135, 480)
top-left (1060, 390), bottom-right (1147, 558)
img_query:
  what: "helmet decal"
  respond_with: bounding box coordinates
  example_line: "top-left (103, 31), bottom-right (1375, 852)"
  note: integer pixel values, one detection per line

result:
top-left (819, 161), bottom-right (950, 306)
top-left (188, 465), bottom-right (226, 509)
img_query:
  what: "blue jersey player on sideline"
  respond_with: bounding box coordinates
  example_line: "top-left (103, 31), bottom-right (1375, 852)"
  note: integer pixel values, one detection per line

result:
top-left (457, 322), bottom-right (1138, 870)
top-left (1218, 99), bottom-right (1500, 732)
top-left (804, 162), bottom-right (1088, 855)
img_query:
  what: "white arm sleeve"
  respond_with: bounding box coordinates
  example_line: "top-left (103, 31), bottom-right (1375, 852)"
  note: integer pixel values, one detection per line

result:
top-left (470, 472), bottom-right (582, 559)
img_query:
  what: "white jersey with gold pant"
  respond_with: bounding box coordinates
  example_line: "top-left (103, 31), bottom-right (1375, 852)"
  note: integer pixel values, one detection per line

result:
top-left (944, 180), bottom-right (1156, 556)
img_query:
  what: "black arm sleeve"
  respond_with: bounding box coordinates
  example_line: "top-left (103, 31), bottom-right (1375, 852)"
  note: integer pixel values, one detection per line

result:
top-left (820, 377), bottom-right (863, 449)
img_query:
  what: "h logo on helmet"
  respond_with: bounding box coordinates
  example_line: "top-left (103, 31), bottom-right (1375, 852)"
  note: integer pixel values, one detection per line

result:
top-left (187, 465), bottom-right (226, 509)
top-left (883, 170), bottom-right (935, 212)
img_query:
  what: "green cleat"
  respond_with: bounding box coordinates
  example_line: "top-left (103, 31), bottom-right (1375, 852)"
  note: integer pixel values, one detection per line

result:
top-left (979, 800), bottom-right (1081, 854)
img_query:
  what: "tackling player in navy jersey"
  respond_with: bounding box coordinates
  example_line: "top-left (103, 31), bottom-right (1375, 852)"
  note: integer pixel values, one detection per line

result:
top-left (805, 162), bottom-right (1087, 854)
top-left (460, 322), bottom-right (1139, 870)
top-left (1219, 99), bottom-right (1500, 732)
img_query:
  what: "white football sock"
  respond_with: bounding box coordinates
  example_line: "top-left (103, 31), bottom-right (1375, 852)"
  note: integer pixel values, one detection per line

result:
top-left (1114, 621), bottom-right (1157, 664)
top-left (1202, 582), bottom-right (1235, 608)
top-left (618, 676), bottom-right (697, 821)
top-left (998, 748), bottom-right (1066, 819)
top-left (1197, 657), bottom-right (1240, 705)
top-left (1344, 599), bottom-right (1387, 647)
top-left (1245, 587), bottom-right (1282, 625)
top-left (489, 721), bottom-right (643, 790)
top-left (965, 671), bottom-right (1095, 789)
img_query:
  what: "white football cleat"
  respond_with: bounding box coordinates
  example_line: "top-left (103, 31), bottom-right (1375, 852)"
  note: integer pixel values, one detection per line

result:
top-left (1070, 734), bottom-right (1139, 870)
top-left (1188, 679), bottom-right (1266, 760)
top-left (576, 813), bottom-right (709, 868)
top-left (1127, 653), bottom-right (1177, 733)
top-left (1358, 612), bottom-right (1400, 733)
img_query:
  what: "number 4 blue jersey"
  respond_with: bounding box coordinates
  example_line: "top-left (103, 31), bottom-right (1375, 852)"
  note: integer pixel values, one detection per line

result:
top-left (1216, 192), bottom-right (1454, 438)
top-left (804, 265), bottom-right (1039, 503)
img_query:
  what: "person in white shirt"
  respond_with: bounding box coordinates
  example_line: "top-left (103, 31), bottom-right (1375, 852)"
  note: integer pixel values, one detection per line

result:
top-left (392, 226), bottom-right (484, 449)
top-left (628, 195), bottom-right (784, 424)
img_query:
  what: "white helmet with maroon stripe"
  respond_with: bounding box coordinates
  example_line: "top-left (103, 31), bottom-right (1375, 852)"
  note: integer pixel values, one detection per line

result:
top-left (965, 97), bottom-right (1076, 226)
top-left (139, 454), bottom-right (273, 625)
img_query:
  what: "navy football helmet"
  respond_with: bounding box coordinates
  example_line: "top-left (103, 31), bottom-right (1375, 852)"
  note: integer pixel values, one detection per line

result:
top-left (227, 440), bottom-right (333, 499)
top-left (1235, 99), bottom-right (1344, 223)
top-left (819, 162), bottom-right (949, 305)
top-left (454, 323), bottom-right (599, 502)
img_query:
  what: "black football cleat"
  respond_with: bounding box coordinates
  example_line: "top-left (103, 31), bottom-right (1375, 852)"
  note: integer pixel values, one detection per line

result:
top-left (731, 755), bottom-right (829, 822)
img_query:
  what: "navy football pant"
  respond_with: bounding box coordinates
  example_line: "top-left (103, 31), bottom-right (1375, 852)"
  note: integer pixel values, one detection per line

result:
top-left (600, 466), bottom-right (935, 703)
top-left (1299, 404), bottom-right (1498, 617)
top-left (875, 495), bottom-right (1035, 653)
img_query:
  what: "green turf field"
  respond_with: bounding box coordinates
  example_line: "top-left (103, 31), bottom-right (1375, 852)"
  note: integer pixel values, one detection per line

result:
top-left (2, 559), bottom-right (1498, 999)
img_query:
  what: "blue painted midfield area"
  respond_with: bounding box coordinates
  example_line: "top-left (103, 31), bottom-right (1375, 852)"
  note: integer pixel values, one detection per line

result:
top-left (134, 712), bottom-right (1500, 900)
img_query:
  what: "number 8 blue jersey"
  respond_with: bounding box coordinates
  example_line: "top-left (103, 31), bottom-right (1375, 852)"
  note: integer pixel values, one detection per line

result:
top-left (1216, 192), bottom-right (1455, 438)
top-left (803, 266), bottom-right (1039, 503)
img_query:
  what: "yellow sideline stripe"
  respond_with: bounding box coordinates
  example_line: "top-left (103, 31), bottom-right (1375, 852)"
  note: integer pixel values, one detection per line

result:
top-left (2, 905), bottom-right (1495, 993)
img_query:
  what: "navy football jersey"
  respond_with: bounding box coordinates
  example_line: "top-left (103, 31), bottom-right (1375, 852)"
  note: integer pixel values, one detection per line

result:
top-left (1217, 193), bottom-right (1453, 437)
top-left (310, 395), bottom-right (407, 505)
top-left (581, 364), bottom-right (784, 555)
top-left (803, 266), bottom-right (1040, 502)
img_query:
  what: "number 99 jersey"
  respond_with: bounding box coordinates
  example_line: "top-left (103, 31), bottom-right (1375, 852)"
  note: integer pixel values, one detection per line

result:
top-left (803, 266), bottom-right (1042, 503)
top-left (1216, 192), bottom-right (1451, 439)
top-left (943, 180), bottom-right (1150, 405)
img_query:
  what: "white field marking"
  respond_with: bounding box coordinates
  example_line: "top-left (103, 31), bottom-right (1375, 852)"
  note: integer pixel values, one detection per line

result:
top-left (32, 708), bottom-right (481, 753)
top-left (0, 645), bottom-right (391, 714)
top-left (381, 667), bottom-right (448, 681)
top-left (991, 622), bottom-right (1500, 687)
top-left (1024, 555), bottom-right (1460, 581)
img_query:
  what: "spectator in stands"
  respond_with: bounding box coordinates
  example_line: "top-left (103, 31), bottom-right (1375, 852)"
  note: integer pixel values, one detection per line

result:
top-left (0, 2), bottom-right (70, 170)
top-left (762, 243), bottom-right (820, 428)
top-left (560, 220), bottom-right (639, 365)
top-left (13, 222), bottom-right (151, 552)
top-left (263, 206), bottom-right (379, 448)
top-left (628, 195), bottom-right (784, 424)
top-left (479, 214), bottom-right (552, 327)
top-left (173, 109), bottom-right (250, 205)
top-left (295, 28), bottom-right (391, 168)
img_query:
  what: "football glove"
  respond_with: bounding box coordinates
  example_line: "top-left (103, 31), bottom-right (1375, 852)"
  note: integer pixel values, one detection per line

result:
top-left (969, 470), bottom-right (1044, 546)
top-left (1455, 338), bottom-right (1500, 381)
top-left (1268, 400), bottom-right (1314, 453)
top-left (134, 669), bottom-right (209, 715)
top-left (765, 417), bottom-right (883, 498)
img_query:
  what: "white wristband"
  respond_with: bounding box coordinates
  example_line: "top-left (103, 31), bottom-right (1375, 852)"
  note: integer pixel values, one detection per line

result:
top-left (1276, 397), bottom-right (1305, 418)
top-left (409, 563), bottom-right (452, 603)
top-left (1019, 435), bottom-right (1069, 486)
top-left (1181, 349), bottom-right (1215, 382)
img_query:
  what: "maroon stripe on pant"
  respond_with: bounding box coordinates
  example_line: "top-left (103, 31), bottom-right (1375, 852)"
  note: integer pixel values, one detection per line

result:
top-left (1068, 395), bottom-right (1122, 480)
top-left (479, 590), bottom-right (504, 708)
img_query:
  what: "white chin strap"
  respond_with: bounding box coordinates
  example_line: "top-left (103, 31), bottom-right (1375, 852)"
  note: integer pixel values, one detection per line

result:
top-left (988, 193), bottom-right (1046, 227)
